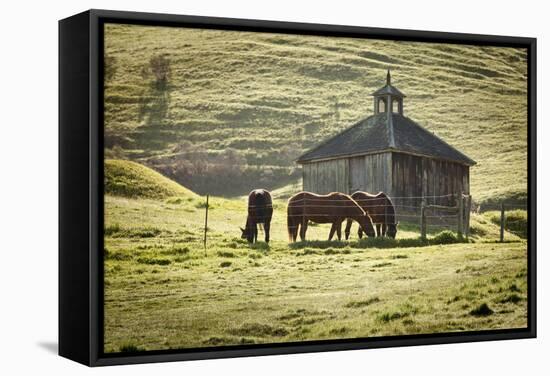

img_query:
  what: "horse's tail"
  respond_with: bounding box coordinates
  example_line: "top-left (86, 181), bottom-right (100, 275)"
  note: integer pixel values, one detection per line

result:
top-left (292, 210), bottom-right (294, 242)
top-left (383, 194), bottom-right (396, 224)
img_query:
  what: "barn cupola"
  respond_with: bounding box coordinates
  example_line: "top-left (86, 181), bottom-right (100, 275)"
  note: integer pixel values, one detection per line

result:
top-left (372, 69), bottom-right (406, 115)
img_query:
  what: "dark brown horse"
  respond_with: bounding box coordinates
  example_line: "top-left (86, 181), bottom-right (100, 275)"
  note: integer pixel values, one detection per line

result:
top-left (241, 189), bottom-right (273, 243)
top-left (345, 191), bottom-right (397, 239)
top-left (287, 191), bottom-right (375, 242)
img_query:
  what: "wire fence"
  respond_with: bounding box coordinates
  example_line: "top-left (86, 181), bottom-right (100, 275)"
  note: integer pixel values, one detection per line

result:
top-left (201, 192), bottom-right (526, 244)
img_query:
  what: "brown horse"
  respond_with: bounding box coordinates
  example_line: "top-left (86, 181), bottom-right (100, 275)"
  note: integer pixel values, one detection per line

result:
top-left (241, 189), bottom-right (273, 243)
top-left (287, 191), bottom-right (375, 242)
top-left (344, 191), bottom-right (397, 239)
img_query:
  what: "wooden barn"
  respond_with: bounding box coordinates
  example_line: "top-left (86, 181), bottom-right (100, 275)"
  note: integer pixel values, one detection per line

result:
top-left (297, 71), bottom-right (476, 215)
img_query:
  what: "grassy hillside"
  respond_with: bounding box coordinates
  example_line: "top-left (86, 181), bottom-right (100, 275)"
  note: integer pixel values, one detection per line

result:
top-left (105, 159), bottom-right (197, 199)
top-left (104, 24), bottom-right (528, 203)
top-left (104, 192), bottom-right (527, 352)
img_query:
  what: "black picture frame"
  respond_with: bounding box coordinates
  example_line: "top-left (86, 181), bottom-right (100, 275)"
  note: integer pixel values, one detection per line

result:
top-left (59, 9), bottom-right (537, 367)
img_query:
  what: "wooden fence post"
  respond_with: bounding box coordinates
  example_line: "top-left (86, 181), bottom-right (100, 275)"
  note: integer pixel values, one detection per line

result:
top-left (457, 193), bottom-right (463, 238)
top-left (465, 194), bottom-right (471, 240)
top-left (420, 200), bottom-right (427, 241)
top-left (500, 201), bottom-right (505, 243)
top-left (203, 195), bottom-right (209, 254)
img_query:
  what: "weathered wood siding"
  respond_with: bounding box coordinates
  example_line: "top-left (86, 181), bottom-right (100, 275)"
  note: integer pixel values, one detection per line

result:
top-left (348, 153), bottom-right (392, 194)
top-left (302, 159), bottom-right (349, 194)
top-left (302, 152), bottom-right (470, 222)
top-left (391, 152), bottom-right (470, 215)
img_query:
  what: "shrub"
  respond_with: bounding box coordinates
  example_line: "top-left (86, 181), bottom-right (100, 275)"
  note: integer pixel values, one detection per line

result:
top-left (142, 54), bottom-right (171, 88)
top-left (431, 230), bottom-right (461, 244)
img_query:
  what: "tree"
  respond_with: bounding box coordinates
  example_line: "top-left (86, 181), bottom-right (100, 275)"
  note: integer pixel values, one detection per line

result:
top-left (142, 54), bottom-right (171, 89)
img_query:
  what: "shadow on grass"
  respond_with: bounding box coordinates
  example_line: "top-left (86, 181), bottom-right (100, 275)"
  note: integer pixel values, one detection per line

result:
top-left (289, 230), bottom-right (470, 249)
top-left (249, 242), bottom-right (270, 251)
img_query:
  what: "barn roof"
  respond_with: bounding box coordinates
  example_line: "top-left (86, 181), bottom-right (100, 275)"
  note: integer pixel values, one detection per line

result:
top-left (372, 69), bottom-right (406, 97)
top-left (372, 84), bottom-right (406, 97)
top-left (296, 112), bottom-right (476, 166)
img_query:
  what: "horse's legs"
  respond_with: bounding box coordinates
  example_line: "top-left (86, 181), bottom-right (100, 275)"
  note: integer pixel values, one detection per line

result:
top-left (358, 227), bottom-right (363, 239)
top-left (299, 218), bottom-right (308, 241)
top-left (328, 223), bottom-right (336, 241)
top-left (376, 224), bottom-right (382, 237)
top-left (253, 223), bottom-right (258, 243)
top-left (293, 221), bottom-right (300, 242)
top-left (382, 223), bottom-right (387, 237)
top-left (344, 218), bottom-right (353, 240)
top-left (336, 221), bottom-right (342, 241)
top-left (264, 219), bottom-right (271, 243)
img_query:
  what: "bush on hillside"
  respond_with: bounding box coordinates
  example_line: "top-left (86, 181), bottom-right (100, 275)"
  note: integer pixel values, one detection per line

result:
top-left (431, 230), bottom-right (462, 244)
top-left (142, 54), bottom-right (171, 89)
top-left (104, 159), bottom-right (196, 199)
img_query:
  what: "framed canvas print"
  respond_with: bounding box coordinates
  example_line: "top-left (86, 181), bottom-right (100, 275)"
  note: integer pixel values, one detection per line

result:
top-left (59, 9), bottom-right (536, 366)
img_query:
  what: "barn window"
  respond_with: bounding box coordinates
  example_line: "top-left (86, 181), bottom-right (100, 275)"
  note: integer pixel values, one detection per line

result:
top-left (378, 98), bottom-right (387, 113)
top-left (392, 98), bottom-right (403, 114)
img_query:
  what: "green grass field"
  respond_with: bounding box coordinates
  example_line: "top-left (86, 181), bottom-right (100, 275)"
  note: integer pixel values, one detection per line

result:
top-left (103, 162), bottom-right (527, 353)
top-left (102, 25), bottom-right (529, 353)
top-left (104, 24), bottom-right (528, 204)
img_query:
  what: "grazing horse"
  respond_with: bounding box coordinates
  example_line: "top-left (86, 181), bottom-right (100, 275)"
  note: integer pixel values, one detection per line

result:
top-left (287, 191), bottom-right (375, 242)
top-left (345, 191), bottom-right (398, 239)
top-left (241, 189), bottom-right (273, 243)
